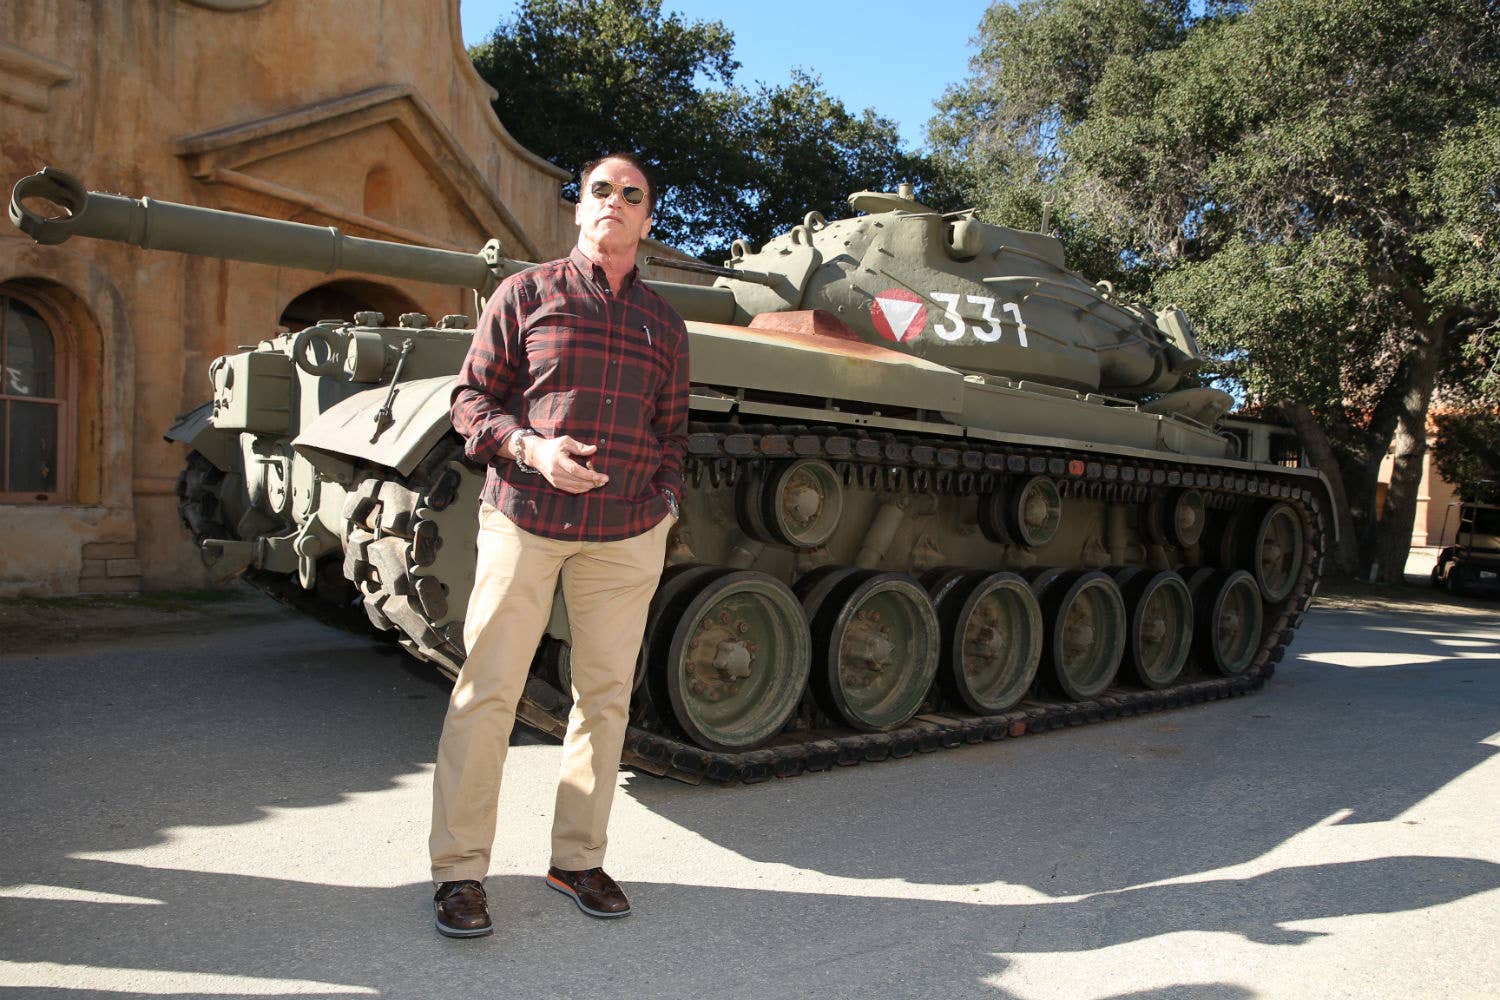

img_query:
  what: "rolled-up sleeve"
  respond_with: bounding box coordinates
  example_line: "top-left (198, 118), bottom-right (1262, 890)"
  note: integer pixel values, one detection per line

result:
top-left (450, 281), bottom-right (525, 464)
top-left (650, 313), bottom-right (689, 498)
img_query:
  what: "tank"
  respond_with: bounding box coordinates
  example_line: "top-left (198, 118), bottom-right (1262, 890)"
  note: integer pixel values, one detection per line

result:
top-left (11, 167), bottom-right (1333, 783)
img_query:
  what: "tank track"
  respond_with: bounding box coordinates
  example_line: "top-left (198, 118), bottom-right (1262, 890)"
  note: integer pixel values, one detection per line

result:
top-left (174, 452), bottom-right (378, 638)
top-left (323, 421), bottom-right (1326, 786)
top-left (319, 419), bottom-right (1326, 785)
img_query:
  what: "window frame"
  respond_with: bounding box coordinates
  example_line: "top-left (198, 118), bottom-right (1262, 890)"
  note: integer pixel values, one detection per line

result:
top-left (0, 286), bottom-right (76, 504)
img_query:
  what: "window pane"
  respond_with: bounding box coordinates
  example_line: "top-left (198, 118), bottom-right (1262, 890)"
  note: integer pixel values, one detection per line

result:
top-left (8, 399), bottom-right (58, 493)
top-left (3, 297), bottom-right (56, 398)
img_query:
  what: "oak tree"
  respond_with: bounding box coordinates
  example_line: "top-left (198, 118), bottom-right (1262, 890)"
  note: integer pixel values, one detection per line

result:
top-left (932, 0), bottom-right (1500, 579)
top-left (471, 0), bottom-right (930, 261)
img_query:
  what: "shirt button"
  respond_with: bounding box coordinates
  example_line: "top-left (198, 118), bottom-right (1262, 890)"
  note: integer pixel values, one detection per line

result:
top-left (605, 397), bottom-right (612, 405)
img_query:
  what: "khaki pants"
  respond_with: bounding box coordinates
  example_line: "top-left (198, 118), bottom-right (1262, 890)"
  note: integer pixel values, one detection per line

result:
top-left (429, 504), bottom-right (671, 883)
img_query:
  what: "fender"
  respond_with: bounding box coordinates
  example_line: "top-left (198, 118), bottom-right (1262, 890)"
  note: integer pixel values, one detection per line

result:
top-left (163, 400), bottom-right (238, 472)
top-left (292, 374), bottom-right (459, 477)
top-left (1293, 466), bottom-right (1340, 544)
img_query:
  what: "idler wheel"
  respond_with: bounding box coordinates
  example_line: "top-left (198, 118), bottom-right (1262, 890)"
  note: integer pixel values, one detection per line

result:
top-left (1189, 568), bottom-right (1264, 677)
top-left (653, 568), bottom-right (811, 752)
top-left (763, 458), bottom-right (844, 547)
top-left (930, 570), bottom-right (1043, 713)
top-left (1251, 502), bottom-right (1304, 602)
top-left (1033, 570), bottom-right (1126, 701)
top-left (800, 569), bottom-right (940, 731)
top-left (1115, 569), bottom-right (1193, 689)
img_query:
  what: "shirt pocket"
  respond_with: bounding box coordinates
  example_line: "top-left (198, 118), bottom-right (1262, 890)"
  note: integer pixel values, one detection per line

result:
top-left (615, 334), bottom-right (670, 402)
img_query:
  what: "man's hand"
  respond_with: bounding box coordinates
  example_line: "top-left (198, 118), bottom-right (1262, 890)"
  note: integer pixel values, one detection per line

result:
top-left (524, 435), bottom-right (610, 494)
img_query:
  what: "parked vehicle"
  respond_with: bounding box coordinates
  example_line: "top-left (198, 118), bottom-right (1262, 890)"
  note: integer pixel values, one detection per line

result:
top-left (1431, 502), bottom-right (1500, 595)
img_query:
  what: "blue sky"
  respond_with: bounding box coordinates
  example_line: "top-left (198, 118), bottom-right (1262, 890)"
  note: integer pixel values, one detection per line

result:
top-left (459, 1), bottom-right (997, 150)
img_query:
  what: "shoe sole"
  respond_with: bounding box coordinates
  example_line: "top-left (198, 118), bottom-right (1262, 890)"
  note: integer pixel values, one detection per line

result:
top-left (546, 874), bottom-right (631, 918)
top-left (434, 916), bottom-right (493, 938)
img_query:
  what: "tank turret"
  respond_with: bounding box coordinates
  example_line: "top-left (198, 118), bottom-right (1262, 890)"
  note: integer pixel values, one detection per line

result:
top-left (16, 168), bottom-right (1202, 398)
top-left (9, 167), bottom-right (736, 320)
top-left (645, 183), bottom-right (1205, 396)
top-left (10, 167), bottom-right (1333, 785)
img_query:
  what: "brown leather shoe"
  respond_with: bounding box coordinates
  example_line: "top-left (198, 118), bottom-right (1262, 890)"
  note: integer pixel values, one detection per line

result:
top-left (545, 866), bottom-right (631, 918)
top-left (434, 879), bottom-right (492, 938)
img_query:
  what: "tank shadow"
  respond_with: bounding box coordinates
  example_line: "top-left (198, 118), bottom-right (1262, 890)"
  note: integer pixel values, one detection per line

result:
top-left (2, 854), bottom-right (1497, 998)
top-left (2, 603), bottom-right (1496, 998)
top-left (621, 604), bottom-right (1500, 894)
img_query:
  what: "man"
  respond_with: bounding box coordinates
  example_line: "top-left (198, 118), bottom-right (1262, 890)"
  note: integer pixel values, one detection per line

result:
top-left (429, 152), bottom-right (688, 938)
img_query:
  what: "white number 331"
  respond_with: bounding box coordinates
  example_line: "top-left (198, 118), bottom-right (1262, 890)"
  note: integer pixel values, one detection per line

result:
top-left (930, 292), bottom-right (1028, 346)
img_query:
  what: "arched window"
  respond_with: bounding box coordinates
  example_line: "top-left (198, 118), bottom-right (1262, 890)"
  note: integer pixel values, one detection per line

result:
top-left (278, 279), bottom-right (421, 332)
top-left (1, 289), bottom-right (72, 503)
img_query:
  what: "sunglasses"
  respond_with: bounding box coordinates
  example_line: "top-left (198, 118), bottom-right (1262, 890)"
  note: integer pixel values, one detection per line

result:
top-left (588, 180), bottom-right (647, 206)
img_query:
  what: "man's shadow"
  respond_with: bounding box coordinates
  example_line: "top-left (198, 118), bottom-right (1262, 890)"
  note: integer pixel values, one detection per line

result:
top-left (4, 853), bottom-right (1498, 999)
top-left (621, 603), bottom-right (1500, 896)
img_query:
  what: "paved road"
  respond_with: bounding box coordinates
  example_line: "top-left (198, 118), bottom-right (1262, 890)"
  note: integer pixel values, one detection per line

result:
top-left (2, 596), bottom-right (1498, 999)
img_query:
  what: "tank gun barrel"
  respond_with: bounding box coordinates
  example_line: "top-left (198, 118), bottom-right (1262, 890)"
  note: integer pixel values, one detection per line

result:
top-left (10, 167), bottom-right (739, 322)
top-left (11, 167), bottom-right (510, 293)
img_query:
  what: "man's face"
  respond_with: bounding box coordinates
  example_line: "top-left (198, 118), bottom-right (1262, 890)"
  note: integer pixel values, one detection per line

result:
top-left (575, 158), bottom-right (653, 256)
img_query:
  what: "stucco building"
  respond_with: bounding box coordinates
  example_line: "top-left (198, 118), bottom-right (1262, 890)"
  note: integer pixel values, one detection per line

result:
top-left (0, 0), bottom-right (683, 597)
top-left (1376, 417), bottom-right (1466, 548)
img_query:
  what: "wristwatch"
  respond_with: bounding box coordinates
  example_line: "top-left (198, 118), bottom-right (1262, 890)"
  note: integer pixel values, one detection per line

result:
top-left (663, 488), bottom-right (680, 520)
top-left (509, 428), bottom-right (540, 474)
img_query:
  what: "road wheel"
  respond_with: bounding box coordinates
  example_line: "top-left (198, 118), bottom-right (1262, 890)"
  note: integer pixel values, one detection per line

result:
top-left (1117, 569), bottom-right (1192, 689)
top-left (656, 569), bottom-right (810, 752)
top-left (931, 571), bottom-right (1042, 713)
top-left (1191, 568), bottom-right (1263, 677)
top-left (803, 570), bottom-right (940, 731)
top-left (1035, 570), bottom-right (1126, 701)
top-left (1252, 502), bottom-right (1304, 601)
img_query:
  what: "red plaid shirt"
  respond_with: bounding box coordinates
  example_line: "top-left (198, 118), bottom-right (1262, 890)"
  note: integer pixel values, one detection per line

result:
top-left (450, 247), bottom-right (689, 541)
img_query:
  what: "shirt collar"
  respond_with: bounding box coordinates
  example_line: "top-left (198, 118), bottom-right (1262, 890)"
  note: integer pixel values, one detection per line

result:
top-left (569, 245), bottom-right (640, 292)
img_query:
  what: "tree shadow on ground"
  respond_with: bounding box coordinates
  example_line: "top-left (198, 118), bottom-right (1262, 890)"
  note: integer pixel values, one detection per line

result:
top-left (2, 853), bottom-right (1496, 999)
top-left (2, 605), bottom-right (1497, 998)
top-left (622, 605), bottom-right (1500, 893)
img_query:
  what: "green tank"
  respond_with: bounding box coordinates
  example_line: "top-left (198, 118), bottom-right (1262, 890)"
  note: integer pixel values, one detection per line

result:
top-left (11, 167), bottom-right (1333, 783)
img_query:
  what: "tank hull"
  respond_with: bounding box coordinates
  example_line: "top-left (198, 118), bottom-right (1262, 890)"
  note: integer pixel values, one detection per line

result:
top-left (172, 315), bottom-right (1329, 783)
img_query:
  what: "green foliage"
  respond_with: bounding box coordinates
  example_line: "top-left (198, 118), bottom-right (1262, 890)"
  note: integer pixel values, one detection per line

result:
top-left (470, 0), bottom-right (932, 260)
top-left (1420, 109), bottom-right (1500, 312)
top-left (932, 0), bottom-right (1500, 570)
top-left (1151, 231), bottom-right (1369, 412)
top-left (929, 0), bottom-right (1195, 282)
top-left (1434, 410), bottom-right (1500, 503)
top-left (469, 0), bottom-right (736, 252)
top-left (719, 71), bottom-right (920, 255)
